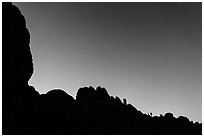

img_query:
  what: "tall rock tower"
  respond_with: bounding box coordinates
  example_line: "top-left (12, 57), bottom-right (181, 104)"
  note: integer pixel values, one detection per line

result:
top-left (3, 3), bottom-right (39, 134)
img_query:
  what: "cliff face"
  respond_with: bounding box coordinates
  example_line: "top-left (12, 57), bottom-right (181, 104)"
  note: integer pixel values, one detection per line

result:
top-left (3, 2), bottom-right (33, 85)
top-left (2, 3), bottom-right (202, 135)
top-left (2, 2), bottom-right (39, 134)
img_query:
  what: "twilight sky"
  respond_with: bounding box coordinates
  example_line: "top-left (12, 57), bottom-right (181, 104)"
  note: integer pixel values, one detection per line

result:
top-left (14, 2), bottom-right (201, 122)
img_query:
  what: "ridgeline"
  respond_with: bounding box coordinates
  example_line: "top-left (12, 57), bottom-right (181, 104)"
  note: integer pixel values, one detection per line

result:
top-left (2, 2), bottom-right (202, 135)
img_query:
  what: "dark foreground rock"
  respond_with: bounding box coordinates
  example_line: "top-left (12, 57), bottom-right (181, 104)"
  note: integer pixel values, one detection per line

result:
top-left (2, 2), bottom-right (202, 135)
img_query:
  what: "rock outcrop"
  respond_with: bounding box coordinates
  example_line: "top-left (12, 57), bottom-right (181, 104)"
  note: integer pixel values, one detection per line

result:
top-left (2, 2), bottom-right (202, 135)
top-left (3, 2), bottom-right (39, 134)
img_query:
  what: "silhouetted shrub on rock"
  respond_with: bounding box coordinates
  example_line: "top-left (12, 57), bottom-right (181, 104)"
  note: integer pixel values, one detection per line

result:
top-left (165, 112), bottom-right (174, 118)
top-left (3, 2), bottom-right (202, 135)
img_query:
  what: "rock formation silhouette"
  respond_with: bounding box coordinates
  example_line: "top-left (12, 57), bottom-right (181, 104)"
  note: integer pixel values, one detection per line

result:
top-left (3, 2), bottom-right (40, 134)
top-left (2, 2), bottom-right (202, 135)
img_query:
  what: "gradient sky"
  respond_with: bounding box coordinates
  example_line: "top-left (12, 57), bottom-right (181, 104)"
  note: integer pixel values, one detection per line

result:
top-left (14, 2), bottom-right (201, 122)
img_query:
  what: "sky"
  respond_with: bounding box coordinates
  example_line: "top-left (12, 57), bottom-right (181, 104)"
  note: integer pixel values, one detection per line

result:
top-left (13, 2), bottom-right (201, 122)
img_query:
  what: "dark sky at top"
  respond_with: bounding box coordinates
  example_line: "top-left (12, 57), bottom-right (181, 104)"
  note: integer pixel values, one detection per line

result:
top-left (14, 2), bottom-right (201, 122)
